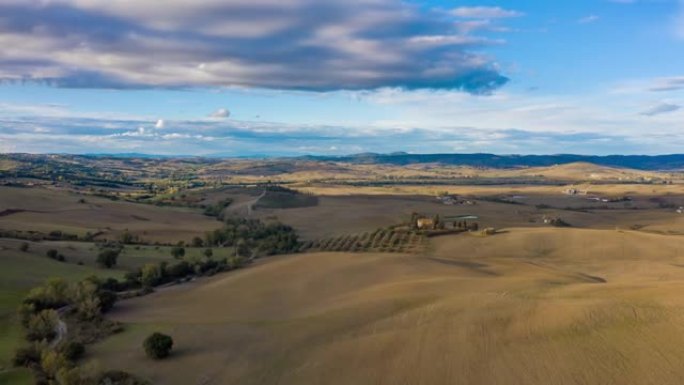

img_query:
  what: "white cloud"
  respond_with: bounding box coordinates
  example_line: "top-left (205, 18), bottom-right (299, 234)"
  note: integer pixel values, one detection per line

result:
top-left (210, 108), bottom-right (231, 118)
top-left (155, 119), bottom-right (165, 129)
top-left (450, 6), bottom-right (524, 19)
top-left (578, 15), bottom-right (600, 24)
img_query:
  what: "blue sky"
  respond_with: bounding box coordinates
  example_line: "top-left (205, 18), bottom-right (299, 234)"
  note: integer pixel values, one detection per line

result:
top-left (1, 0), bottom-right (684, 155)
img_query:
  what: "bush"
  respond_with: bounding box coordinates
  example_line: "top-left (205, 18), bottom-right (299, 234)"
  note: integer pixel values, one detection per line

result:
top-left (46, 249), bottom-right (59, 260)
top-left (143, 332), bottom-right (174, 359)
top-left (19, 242), bottom-right (29, 252)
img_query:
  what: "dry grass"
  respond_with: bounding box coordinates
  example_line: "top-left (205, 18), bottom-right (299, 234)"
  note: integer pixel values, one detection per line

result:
top-left (87, 227), bottom-right (684, 385)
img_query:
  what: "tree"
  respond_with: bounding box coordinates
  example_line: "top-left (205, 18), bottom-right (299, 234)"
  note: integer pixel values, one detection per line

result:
top-left (170, 246), bottom-right (185, 259)
top-left (141, 263), bottom-right (162, 288)
top-left (203, 248), bottom-right (213, 258)
top-left (26, 309), bottom-right (59, 342)
top-left (40, 350), bottom-right (71, 379)
top-left (143, 332), bottom-right (174, 359)
top-left (73, 281), bottom-right (102, 321)
top-left (97, 249), bottom-right (120, 268)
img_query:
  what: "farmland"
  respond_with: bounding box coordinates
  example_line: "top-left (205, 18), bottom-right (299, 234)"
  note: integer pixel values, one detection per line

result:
top-left (5, 154), bottom-right (684, 384)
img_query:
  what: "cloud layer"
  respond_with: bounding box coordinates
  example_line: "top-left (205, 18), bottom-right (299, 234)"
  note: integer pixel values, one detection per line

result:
top-left (0, 0), bottom-right (515, 93)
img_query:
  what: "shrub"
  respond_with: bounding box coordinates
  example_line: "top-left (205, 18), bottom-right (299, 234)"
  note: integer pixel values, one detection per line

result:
top-left (143, 332), bottom-right (174, 359)
top-left (19, 242), bottom-right (29, 252)
top-left (46, 249), bottom-right (59, 260)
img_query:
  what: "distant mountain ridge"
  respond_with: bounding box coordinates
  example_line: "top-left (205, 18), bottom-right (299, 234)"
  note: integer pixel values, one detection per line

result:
top-left (5, 152), bottom-right (684, 171)
top-left (300, 153), bottom-right (684, 171)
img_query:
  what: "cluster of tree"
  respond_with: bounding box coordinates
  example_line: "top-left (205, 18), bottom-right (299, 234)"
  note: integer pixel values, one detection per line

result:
top-left (133, 255), bottom-right (247, 289)
top-left (204, 217), bottom-right (300, 258)
top-left (13, 277), bottom-right (133, 385)
top-left (20, 277), bottom-right (118, 326)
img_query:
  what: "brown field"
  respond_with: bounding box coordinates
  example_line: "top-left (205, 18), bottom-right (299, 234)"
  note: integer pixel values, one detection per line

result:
top-left (0, 186), bottom-right (223, 243)
top-left (87, 227), bottom-right (684, 385)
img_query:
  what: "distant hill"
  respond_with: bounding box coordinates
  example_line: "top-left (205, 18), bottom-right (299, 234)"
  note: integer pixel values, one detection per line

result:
top-left (302, 153), bottom-right (684, 170)
top-left (6, 152), bottom-right (684, 171)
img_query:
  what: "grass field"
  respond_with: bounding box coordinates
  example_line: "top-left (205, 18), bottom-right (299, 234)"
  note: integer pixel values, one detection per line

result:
top-left (84, 227), bottom-right (684, 385)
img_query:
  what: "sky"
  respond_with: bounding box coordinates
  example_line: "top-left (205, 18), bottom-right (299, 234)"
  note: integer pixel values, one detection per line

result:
top-left (1, 0), bottom-right (684, 156)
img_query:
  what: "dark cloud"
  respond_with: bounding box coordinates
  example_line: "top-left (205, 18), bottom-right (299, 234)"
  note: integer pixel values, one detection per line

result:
top-left (0, 1), bottom-right (513, 93)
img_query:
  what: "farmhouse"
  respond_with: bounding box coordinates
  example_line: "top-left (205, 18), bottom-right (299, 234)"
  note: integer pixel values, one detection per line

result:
top-left (416, 218), bottom-right (435, 230)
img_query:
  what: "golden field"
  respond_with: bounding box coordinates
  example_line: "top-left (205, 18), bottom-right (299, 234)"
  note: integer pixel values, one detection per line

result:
top-left (86, 227), bottom-right (684, 385)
